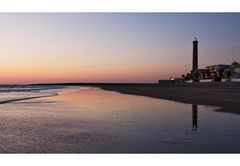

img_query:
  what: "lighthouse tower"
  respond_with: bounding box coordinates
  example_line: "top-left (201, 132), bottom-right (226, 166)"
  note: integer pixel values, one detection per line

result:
top-left (192, 37), bottom-right (198, 72)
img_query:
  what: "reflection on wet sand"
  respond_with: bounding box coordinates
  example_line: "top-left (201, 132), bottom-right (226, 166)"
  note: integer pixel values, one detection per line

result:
top-left (192, 104), bottom-right (198, 131)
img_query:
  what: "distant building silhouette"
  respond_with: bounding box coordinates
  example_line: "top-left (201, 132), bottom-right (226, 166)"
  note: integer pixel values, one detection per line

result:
top-left (162, 37), bottom-right (240, 83)
top-left (181, 38), bottom-right (240, 82)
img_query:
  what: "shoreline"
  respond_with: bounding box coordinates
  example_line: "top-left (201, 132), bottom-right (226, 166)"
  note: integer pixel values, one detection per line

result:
top-left (97, 82), bottom-right (240, 114)
top-left (1, 82), bottom-right (240, 114)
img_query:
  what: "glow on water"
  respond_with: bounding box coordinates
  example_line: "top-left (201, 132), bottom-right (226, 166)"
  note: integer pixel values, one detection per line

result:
top-left (0, 86), bottom-right (239, 153)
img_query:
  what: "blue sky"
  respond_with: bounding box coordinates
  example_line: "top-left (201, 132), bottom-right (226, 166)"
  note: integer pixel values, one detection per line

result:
top-left (0, 13), bottom-right (239, 83)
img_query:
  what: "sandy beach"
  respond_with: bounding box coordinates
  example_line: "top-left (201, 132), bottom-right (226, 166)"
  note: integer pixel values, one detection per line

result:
top-left (1, 85), bottom-right (240, 152)
top-left (98, 82), bottom-right (240, 114)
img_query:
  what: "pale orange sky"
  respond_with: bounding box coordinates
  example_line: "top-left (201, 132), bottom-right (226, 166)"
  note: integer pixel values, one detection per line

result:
top-left (0, 13), bottom-right (238, 84)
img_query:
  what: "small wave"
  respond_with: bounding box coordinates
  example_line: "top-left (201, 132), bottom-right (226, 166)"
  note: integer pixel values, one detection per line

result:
top-left (0, 85), bottom-right (88, 105)
top-left (0, 93), bottom-right (58, 105)
top-left (0, 85), bottom-right (64, 92)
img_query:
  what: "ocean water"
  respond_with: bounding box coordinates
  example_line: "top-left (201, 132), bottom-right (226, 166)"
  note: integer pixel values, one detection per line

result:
top-left (0, 85), bottom-right (240, 153)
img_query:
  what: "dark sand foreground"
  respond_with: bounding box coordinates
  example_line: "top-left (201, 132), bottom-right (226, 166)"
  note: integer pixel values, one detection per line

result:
top-left (98, 82), bottom-right (240, 114)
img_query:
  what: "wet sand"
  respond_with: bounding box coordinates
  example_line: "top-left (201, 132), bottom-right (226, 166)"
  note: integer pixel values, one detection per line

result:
top-left (98, 82), bottom-right (240, 114)
top-left (0, 87), bottom-right (209, 153)
top-left (1, 87), bottom-right (240, 153)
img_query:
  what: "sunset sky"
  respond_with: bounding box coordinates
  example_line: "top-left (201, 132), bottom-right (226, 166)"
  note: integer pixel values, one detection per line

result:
top-left (0, 13), bottom-right (240, 84)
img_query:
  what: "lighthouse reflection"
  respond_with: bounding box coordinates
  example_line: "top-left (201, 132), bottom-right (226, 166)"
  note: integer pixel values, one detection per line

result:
top-left (192, 104), bottom-right (198, 131)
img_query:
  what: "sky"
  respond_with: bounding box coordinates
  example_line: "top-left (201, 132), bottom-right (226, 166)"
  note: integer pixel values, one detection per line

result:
top-left (0, 13), bottom-right (240, 84)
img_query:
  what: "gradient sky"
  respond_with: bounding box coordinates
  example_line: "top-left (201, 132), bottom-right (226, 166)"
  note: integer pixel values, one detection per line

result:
top-left (0, 13), bottom-right (240, 84)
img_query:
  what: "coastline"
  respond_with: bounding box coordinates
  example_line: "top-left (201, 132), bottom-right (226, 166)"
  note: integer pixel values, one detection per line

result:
top-left (1, 82), bottom-right (240, 114)
top-left (0, 84), bottom-right (240, 152)
top-left (97, 82), bottom-right (240, 114)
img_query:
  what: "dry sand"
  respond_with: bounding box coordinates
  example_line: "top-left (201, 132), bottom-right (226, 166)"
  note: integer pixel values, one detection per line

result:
top-left (98, 82), bottom-right (240, 114)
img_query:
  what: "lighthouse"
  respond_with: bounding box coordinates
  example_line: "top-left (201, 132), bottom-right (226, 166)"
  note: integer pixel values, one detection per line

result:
top-left (192, 37), bottom-right (198, 71)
